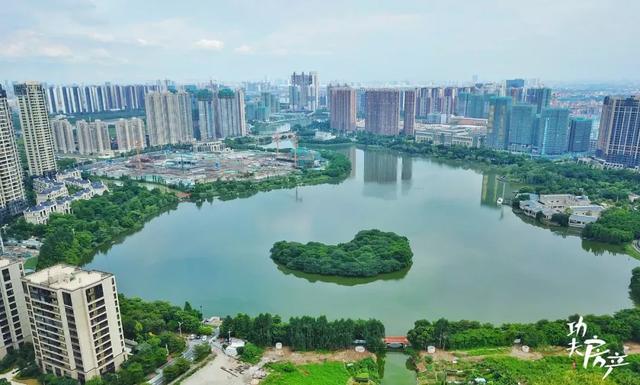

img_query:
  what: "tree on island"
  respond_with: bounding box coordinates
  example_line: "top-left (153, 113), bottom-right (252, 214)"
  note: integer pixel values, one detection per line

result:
top-left (270, 229), bottom-right (413, 278)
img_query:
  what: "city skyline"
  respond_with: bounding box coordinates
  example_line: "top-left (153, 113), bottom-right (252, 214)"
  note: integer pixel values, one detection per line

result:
top-left (1, 0), bottom-right (640, 84)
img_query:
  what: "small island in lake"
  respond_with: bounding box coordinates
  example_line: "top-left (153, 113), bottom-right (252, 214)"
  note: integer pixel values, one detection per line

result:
top-left (270, 229), bottom-right (413, 277)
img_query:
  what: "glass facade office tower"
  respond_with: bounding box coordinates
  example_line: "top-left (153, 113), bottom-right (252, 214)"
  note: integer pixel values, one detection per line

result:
top-left (486, 97), bottom-right (512, 149)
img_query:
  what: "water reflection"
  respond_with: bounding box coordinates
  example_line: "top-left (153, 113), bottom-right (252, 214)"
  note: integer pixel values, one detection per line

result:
top-left (401, 155), bottom-right (412, 196)
top-left (481, 173), bottom-right (514, 208)
top-left (276, 265), bottom-right (410, 286)
top-left (363, 150), bottom-right (399, 200)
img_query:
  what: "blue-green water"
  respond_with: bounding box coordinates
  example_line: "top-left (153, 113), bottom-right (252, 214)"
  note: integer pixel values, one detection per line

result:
top-left (89, 147), bottom-right (639, 335)
top-left (382, 353), bottom-right (416, 385)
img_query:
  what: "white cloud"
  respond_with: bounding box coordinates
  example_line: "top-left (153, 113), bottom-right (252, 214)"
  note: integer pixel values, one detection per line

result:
top-left (234, 44), bottom-right (253, 54)
top-left (0, 30), bottom-right (74, 59)
top-left (194, 39), bottom-right (224, 51)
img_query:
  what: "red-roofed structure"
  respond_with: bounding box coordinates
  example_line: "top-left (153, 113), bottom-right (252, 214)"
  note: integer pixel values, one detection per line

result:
top-left (384, 336), bottom-right (410, 348)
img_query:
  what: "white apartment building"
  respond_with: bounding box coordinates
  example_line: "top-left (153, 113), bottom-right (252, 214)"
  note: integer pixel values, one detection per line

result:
top-left (115, 118), bottom-right (146, 152)
top-left (0, 85), bottom-right (27, 220)
top-left (0, 258), bottom-right (31, 359)
top-left (14, 82), bottom-right (57, 176)
top-left (51, 119), bottom-right (76, 154)
top-left (144, 91), bottom-right (193, 146)
top-left (76, 120), bottom-right (110, 155)
top-left (23, 265), bottom-right (127, 381)
top-left (216, 88), bottom-right (246, 138)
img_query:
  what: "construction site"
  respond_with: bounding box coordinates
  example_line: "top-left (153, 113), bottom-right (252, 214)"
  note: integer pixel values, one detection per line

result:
top-left (85, 138), bottom-right (324, 187)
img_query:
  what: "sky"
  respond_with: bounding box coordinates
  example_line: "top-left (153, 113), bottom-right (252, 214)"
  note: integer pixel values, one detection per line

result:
top-left (1, 0), bottom-right (639, 85)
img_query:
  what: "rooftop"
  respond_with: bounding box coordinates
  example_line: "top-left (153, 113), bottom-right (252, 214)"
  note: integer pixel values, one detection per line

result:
top-left (0, 257), bottom-right (20, 268)
top-left (23, 264), bottom-right (111, 290)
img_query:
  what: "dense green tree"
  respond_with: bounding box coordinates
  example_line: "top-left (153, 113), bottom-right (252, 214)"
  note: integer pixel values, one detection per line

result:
top-left (221, 313), bottom-right (385, 352)
top-left (630, 267), bottom-right (640, 306)
top-left (270, 229), bottom-right (413, 277)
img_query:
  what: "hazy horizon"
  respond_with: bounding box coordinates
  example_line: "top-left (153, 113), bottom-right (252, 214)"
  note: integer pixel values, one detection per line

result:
top-left (1, 0), bottom-right (639, 84)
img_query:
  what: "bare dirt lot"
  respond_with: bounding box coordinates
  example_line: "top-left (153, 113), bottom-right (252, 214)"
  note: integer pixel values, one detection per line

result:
top-left (262, 347), bottom-right (375, 365)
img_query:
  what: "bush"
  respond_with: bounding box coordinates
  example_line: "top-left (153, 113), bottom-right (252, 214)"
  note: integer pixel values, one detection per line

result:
top-left (162, 357), bottom-right (190, 383)
top-left (239, 343), bottom-right (264, 364)
top-left (193, 344), bottom-right (211, 362)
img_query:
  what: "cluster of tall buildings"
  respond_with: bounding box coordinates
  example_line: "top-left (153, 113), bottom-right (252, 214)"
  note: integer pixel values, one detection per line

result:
top-left (480, 90), bottom-right (590, 155)
top-left (289, 72), bottom-right (319, 112)
top-left (51, 117), bottom-right (145, 155)
top-left (245, 92), bottom-right (280, 122)
top-left (193, 88), bottom-right (247, 141)
top-left (0, 258), bottom-right (126, 381)
top-left (44, 83), bottom-right (155, 115)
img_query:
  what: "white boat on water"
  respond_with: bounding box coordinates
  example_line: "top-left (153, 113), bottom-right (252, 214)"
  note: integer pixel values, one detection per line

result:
top-left (497, 197), bottom-right (504, 205)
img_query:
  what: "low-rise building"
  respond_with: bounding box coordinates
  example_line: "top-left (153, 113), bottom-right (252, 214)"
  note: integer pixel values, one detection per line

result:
top-left (24, 181), bottom-right (108, 224)
top-left (36, 183), bottom-right (68, 204)
top-left (518, 193), bottom-right (604, 228)
top-left (194, 141), bottom-right (224, 153)
top-left (415, 124), bottom-right (486, 148)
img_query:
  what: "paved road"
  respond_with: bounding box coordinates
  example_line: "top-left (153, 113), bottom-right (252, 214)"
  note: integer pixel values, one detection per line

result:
top-left (148, 337), bottom-right (213, 385)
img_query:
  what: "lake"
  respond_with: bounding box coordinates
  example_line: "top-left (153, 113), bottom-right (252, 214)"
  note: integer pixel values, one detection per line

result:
top-left (89, 147), bottom-right (640, 335)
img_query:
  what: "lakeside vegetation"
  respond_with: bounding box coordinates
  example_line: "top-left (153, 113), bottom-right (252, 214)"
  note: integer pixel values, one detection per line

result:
top-left (4, 181), bottom-right (179, 268)
top-left (418, 353), bottom-right (640, 385)
top-left (631, 267), bottom-right (640, 306)
top-left (3, 147), bottom-right (350, 269)
top-left (270, 229), bottom-right (413, 277)
top-left (221, 313), bottom-right (386, 353)
top-left (189, 150), bottom-right (351, 202)
top-left (263, 359), bottom-right (382, 385)
top-left (348, 132), bottom-right (640, 248)
top-left (407, 308), bottom-right (640, 353)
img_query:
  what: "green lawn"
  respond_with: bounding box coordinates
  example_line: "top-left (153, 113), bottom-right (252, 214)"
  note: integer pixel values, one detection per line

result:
top-left (457, 347), bottom-right (509, 356)
top-left (262, 362), bottom-right (351, 385)
top-left (23, 257), bottom-right (38, 270)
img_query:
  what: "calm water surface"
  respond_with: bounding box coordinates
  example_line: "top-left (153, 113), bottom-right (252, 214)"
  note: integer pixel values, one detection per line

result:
top-left (381, 352), bottom-right (416, 385)
top-left (89, 147), bottom-right (639, 334)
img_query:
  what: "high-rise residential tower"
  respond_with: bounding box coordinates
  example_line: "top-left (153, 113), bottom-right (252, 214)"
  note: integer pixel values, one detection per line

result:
top-left (508, 104), bottom-right (536, 150)
top-left (525, 87), bottom-right (552, 113)
top-left (538, 108), bottom-right (570, 155)
top-left (23, 265), bottom-right (127, 381)
top-left (196, 90), bottom-right (216, 141)
top-left (215, 88), bottom-right (246, 138)
top-left (0, 85), bottom-right (26, 220)
top-left (597, 96), bottom-right (640, 167)
top-left (329, 86), bottom-right (357, 132)
top-left (115, 118), bottom-right (146, 152)
top-left (403, 89), bottom-right (416, 136)
top-left (0, 258), bottom-right (31, 359)
top-left (568, 117), bottom-right (593, 153)
top-left (289, 72), bottom-right (319, 112)
top-left (365, 89), bottom-right (400, 136)
top-left (14, 82), bottom-right (57, 177)
top-left (51, 119), bottom-right (76, 154)
top-left (486, 97), bottom-right (512, 150)
top-left (76, 120), bottom-right (110, 155)
top-left (144, 91), bottom-right (194, 146)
